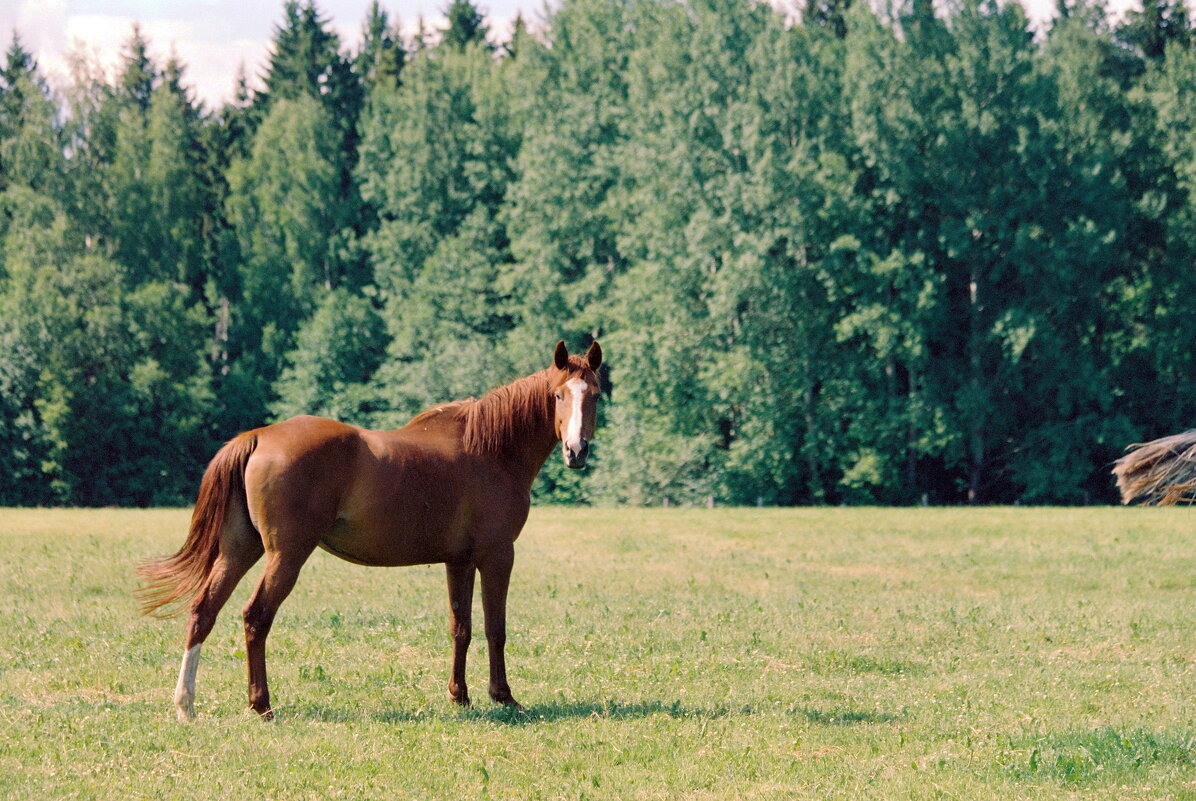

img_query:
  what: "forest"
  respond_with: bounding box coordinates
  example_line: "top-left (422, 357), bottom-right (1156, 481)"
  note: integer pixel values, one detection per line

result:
top-left (1, 0), bottom-right (1194, 507)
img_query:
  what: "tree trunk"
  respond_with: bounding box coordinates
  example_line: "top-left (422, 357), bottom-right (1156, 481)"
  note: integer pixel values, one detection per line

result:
top-left (968, 268), bottom-right (983, 505)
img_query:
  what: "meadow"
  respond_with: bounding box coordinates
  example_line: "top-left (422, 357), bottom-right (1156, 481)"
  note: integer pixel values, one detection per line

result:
top-left (0, 506), bottom-right (1193, 800)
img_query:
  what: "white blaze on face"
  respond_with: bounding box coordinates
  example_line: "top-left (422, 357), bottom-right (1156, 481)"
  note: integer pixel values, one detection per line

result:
top-left (563, 377), bottom-right (588, 457)
top-left (174, 643), bottom-right (201, 721)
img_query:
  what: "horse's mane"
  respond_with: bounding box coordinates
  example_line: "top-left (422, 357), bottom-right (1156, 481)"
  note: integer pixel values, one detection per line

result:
top-left (461, 370), bottom-right (555, 455)
top-left (406, 369), bottom-right (555, 456)
top-left (408, 356), bottom-right (593, 456)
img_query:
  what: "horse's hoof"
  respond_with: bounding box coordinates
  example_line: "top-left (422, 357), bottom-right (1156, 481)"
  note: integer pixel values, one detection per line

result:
top-left (491, 691), bottom-right (525, 711)
top-left (174, 697), bottom-right (196, 721)
top-left (449, 689), bottom-right (471, 707)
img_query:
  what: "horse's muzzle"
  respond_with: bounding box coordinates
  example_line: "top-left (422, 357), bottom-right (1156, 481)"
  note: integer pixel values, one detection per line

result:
top-left (564, 439), bottom-right (589, 469)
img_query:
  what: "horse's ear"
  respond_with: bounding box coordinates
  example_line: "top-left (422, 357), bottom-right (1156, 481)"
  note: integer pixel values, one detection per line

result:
top-left (553, 340), bottom-right (569, 370)
top-left (585, 341), bottom-right (603, 371)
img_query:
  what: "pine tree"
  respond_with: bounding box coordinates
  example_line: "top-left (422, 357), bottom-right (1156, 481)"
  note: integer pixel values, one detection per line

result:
top-left (442, 0), bottom-right (492, 51)
top-left (0, 33), bottom-right (59, 195)
top-left (249, 0), bottom-right (364, 204)
top-left (504, 13), bottom-right (531, 58)
top-left (357, 0), bottom-right (406, 91)
top-left (1, 33), bottom-right (46, 128)
top-left (256, 1), bottom-right (361, 120)
top-left (119, 25), bottom-right (157, 113)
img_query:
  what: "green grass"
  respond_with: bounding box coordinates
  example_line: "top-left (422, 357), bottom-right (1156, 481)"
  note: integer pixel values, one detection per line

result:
top-left (1, 506), bottom-right (1195, 799)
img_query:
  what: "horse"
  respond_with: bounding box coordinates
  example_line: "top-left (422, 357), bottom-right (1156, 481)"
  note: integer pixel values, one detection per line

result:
top-left (1113, 429), bottom-right (1196, 505)
top-left (137, 339), bottom-right (603, 720)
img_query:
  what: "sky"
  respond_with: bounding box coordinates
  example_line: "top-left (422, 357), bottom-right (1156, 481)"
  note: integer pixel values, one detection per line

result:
top-left (0, 0), bottom-right (1136, 110)
top-left (0, 0), bottom-right (533, 109)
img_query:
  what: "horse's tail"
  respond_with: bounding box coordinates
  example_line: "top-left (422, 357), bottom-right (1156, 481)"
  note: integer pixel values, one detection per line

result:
top-left (1113, 429), bottom-right (1196, 505)
top-left (136, 432), bottom-right (258, 618)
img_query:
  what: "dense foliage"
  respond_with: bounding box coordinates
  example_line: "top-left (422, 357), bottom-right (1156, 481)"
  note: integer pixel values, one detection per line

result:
top-left (1, 0), bottom-right (1194, 506)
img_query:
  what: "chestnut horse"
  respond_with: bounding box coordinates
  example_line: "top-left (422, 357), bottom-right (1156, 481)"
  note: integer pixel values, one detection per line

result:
top-left (138, 340), bottom-right (602, 720)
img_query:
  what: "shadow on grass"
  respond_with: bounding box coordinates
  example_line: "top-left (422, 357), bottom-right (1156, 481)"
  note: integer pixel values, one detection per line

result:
top-left (790, 706), bottom-right (900, 725)
top-left (474, 699), bottom-right (756, 725)
top-left (289, 698), bottom-right (901, 726)
top-left (291, 698), bottom-right (749, 725)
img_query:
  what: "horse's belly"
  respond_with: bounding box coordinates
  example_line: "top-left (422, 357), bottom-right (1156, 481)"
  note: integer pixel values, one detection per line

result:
top-left (319, 514), bottom-right (467, 567)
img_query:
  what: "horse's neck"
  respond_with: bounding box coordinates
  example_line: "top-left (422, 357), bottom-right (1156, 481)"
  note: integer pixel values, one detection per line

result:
top-left (510, 426), bottom-right (559, 486)
top-left (499, 380), bottom-right (558, 484)
top-left (464, 371), bottom-right (558, 483)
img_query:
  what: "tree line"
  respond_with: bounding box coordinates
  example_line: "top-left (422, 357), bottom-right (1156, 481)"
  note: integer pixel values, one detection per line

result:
top-left (1, 0), bottom-right (1194, 507)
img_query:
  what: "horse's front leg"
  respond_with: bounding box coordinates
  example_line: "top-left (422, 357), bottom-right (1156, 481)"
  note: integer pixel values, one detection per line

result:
top-left (479, 544), bottom-right (523, 710)
top-left (445, 561), bottom-right (475, 706)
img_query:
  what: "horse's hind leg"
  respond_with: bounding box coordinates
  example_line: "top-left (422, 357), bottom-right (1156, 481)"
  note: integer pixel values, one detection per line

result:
top-left (175, 516), bottom-right (263, 721)
top-left (242, 546), bottom-right (315, 719)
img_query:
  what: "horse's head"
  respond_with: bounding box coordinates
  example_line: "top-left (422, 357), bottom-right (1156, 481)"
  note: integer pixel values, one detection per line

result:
top-left (550, 340), bottom-right (603, 469)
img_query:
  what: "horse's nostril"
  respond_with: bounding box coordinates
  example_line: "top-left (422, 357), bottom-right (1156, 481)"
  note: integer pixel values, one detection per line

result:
top-left (564, 440), bottom-right (588, 468)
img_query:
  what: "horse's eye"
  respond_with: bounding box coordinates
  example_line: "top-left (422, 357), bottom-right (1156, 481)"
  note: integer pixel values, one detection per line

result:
top-left (554, 392), bottom-right (563, 401)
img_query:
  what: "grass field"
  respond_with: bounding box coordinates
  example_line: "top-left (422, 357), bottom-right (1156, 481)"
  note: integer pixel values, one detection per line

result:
top-left (0, 507), bottom-right (1194, 800)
